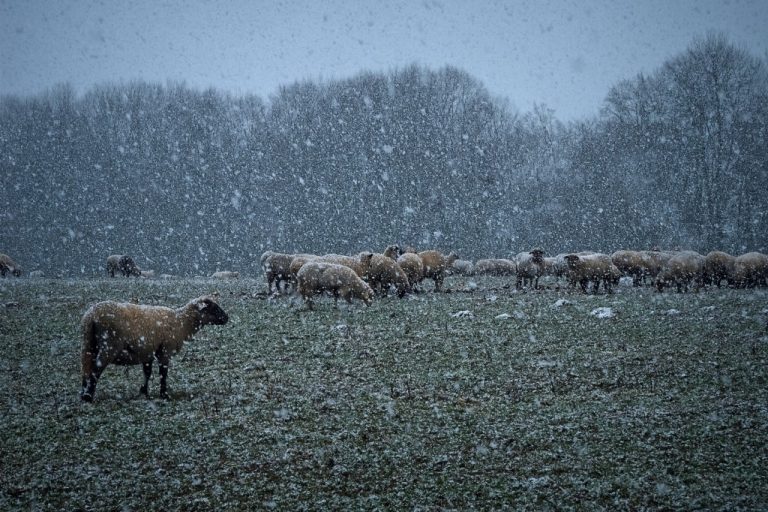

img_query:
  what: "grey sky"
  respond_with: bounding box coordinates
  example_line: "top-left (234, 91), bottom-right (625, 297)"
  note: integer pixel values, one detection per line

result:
top-left (1, 0), bottom-right (767, 120)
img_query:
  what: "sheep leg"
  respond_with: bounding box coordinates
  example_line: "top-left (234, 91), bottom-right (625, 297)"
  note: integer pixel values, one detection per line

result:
top-left (152, 348), bottom-right (171, 399)
top-left (140, 361), bottom-right (153, 396)
top-left (80, 365), bottom-right (105, 402)
top-left (158, 364), bottom-right (170, 399)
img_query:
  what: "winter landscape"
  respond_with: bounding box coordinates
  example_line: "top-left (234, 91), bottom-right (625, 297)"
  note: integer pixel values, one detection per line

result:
top-left (2, 0), bottom-right (768, 509)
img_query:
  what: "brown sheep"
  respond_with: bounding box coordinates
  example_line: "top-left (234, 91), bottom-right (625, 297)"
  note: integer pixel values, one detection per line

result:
top-left (733, 252), bottom-right (768, 288)
top-left (418, 250), bottom-right (458, 292)
top-left (564, 253), bottom-right (620, 294)
top-left (656, 251), bottom-right (706, 293)
top-left (704, 251), bottom-right (736, 288)
top-left (515, 248), bottom-right (545, 290)
top-left (0, 253), bottom-right (22, 277)
top-left (319, 253), bottom-right (374, 278)
top-left (397, 253), bottom-right (424, 291)
top-left (106, 254), bottom-right (141, 278)
top-left (474, 258), bottom-right (516, 277)
top-left (80, 296), bottom-right (229, 402)
top-left (262, 252), bottom-right (317, 294)
top-left (641, 249), bottom-right (677, 283)
top-left (288, 254), bottom-right (319, 282)
top-left (611, 250), bottom-right (656, 287)
top-left (297, 261), bottom-right (374, 309)
top-left (366, 254), bottom-right (410, 297)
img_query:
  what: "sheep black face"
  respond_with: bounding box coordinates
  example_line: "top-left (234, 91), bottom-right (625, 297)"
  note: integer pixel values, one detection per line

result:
top-left (564, 254), bottom-right (580, 269)
top-left (530, 248), bottom-right (545, 264)
top-left (195, 297), bottom-right (229, 326)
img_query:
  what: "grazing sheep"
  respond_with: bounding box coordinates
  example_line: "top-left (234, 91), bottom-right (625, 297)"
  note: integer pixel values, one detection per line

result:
top-left (211, 271), bottom-right (239, 279)
top-left (704, 251), bottom-right (736, 288)
top-left (546, 254), bottom-right (574, 282)
top-left (297, 261), bottom-right (374, 309)
top-left (449, 259), bottom-right (475, 276)
top-left (318, 253), bottom-right (374, 279)
top-left (288, 254), bottom-right (318, 281)
top-left (366, 254), bottom-right (410, 297)
top-left (418, 250), bottom-right (458, 292)
top-left (0, 253), bottom-right (23, 277)
top-left (397, 253), bottom-right (424, 291)
top-left (29, 270), bottom-right (45, 278)
top-left (515, 248), bottom-right (545, 290)
top-left (140, 270), bottom-right (156, 279)
top-left (106, 255), bottom-right (141, 278)
top-left (262, 252), bottom-right (316, 294)
top-left (611, 250), bottom-right (657, 287)
top-left (732, 252), bottom-right (768, 288)
top-left (641, 249), bottom-right (677, 284)
top-left (80, 295), bottom-right (229, 402)
top-left (474, 259), bottom-right (516, 277)
top-left (656, 251), bottom-right (706, 293)
top-left (564, 253), bottom-right (620, 294)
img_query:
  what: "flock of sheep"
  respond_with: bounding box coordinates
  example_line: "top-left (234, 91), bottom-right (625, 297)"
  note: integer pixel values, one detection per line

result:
top-left (259, 246), bottom-right (768, 304)
top-left (2, 246), bottom-right (766, 403)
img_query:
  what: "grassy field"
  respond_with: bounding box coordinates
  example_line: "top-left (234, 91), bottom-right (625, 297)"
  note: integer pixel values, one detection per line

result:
top-left (1, 275), bottom-right (767, 510)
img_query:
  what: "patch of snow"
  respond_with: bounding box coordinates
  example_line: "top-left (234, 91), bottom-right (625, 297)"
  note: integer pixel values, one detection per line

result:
top-left (450, 310), bottom-right (474, 319)
top-left (552, 298), bottom-right (572, 308)
top-left (665, 309), bottom-right (681, 316)
top-left (495, 313), bottom-right (511, 320)
top-left (591, 307), bottom-right (615, 319)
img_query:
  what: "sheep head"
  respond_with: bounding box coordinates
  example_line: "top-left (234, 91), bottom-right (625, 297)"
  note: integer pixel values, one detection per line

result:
top-left (530, 248), bottom-right (545, 264)
top-left (383, 245), bottom-right (401, 260)
top-left (192, 296), bottom-right (229, 326)
top-left (564, 254), bottom-right (580, 269)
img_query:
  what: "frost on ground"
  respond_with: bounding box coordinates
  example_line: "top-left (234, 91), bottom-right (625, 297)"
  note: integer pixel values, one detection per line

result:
top-left (590, 306), bottom-right (615, 318)
top-left (1, 277), bottom-right (767, 510)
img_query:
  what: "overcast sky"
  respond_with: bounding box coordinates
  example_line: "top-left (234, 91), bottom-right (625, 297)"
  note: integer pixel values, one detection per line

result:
top-left (1, 0), bottom-right (767, 121)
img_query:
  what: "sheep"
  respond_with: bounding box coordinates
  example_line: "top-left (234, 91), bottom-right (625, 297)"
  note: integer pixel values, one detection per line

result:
top-left (418, 250), bottom-right (458, 292)
top-left (0, 253), bottom-right (23, 277)
top-left (449, 259), bottom-right (475, 276)
top-left (211, 271), bottom-right (239, 279)
top-left (366, 254), bottom-right (410, 297)
top-left (640, 249), bottom-right (677, 284)
top-left (297, 261), bottom-right (374, 309)
top-left (515, 248), bottom-right (545, 290)
top-left (703, 251), bottom-right (736, 288)
top-left (474, 258), bottom-right (516, 277)
top-left (732, 252), bottom-right (768, 288)
top-left (79, 295), bottom-right (229, 402)
top-left (382, 245), bottom-right (401, 260)
top-left (656, 251), bottom-right (706, 293)
top-left (106, 254), bottom-right (141, 278)
top-left (140, 270), bottom-right (156, 279)
top-left (29, 270), bottom-right (45, 278)
top-left (397, 252), bottom-right (424, 291)
top-left (547, 253), bottom-right (573, 280)
top-left (318, 252), bottom-right (374, 279)
top-left (262, 252), bottom-right (316, 295)
top-left (611, 250), bottom-right (656, 287)
top-left (564, 253), bottom-right (620, 294)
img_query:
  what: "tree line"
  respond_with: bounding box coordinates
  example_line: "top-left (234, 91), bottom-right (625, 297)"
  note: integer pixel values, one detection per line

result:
top-left (1, 33), bottom-right (766, 276)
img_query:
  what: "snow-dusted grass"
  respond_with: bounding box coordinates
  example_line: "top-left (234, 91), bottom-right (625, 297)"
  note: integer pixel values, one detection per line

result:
top-left (1, 277), bottom-right (767, 509)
